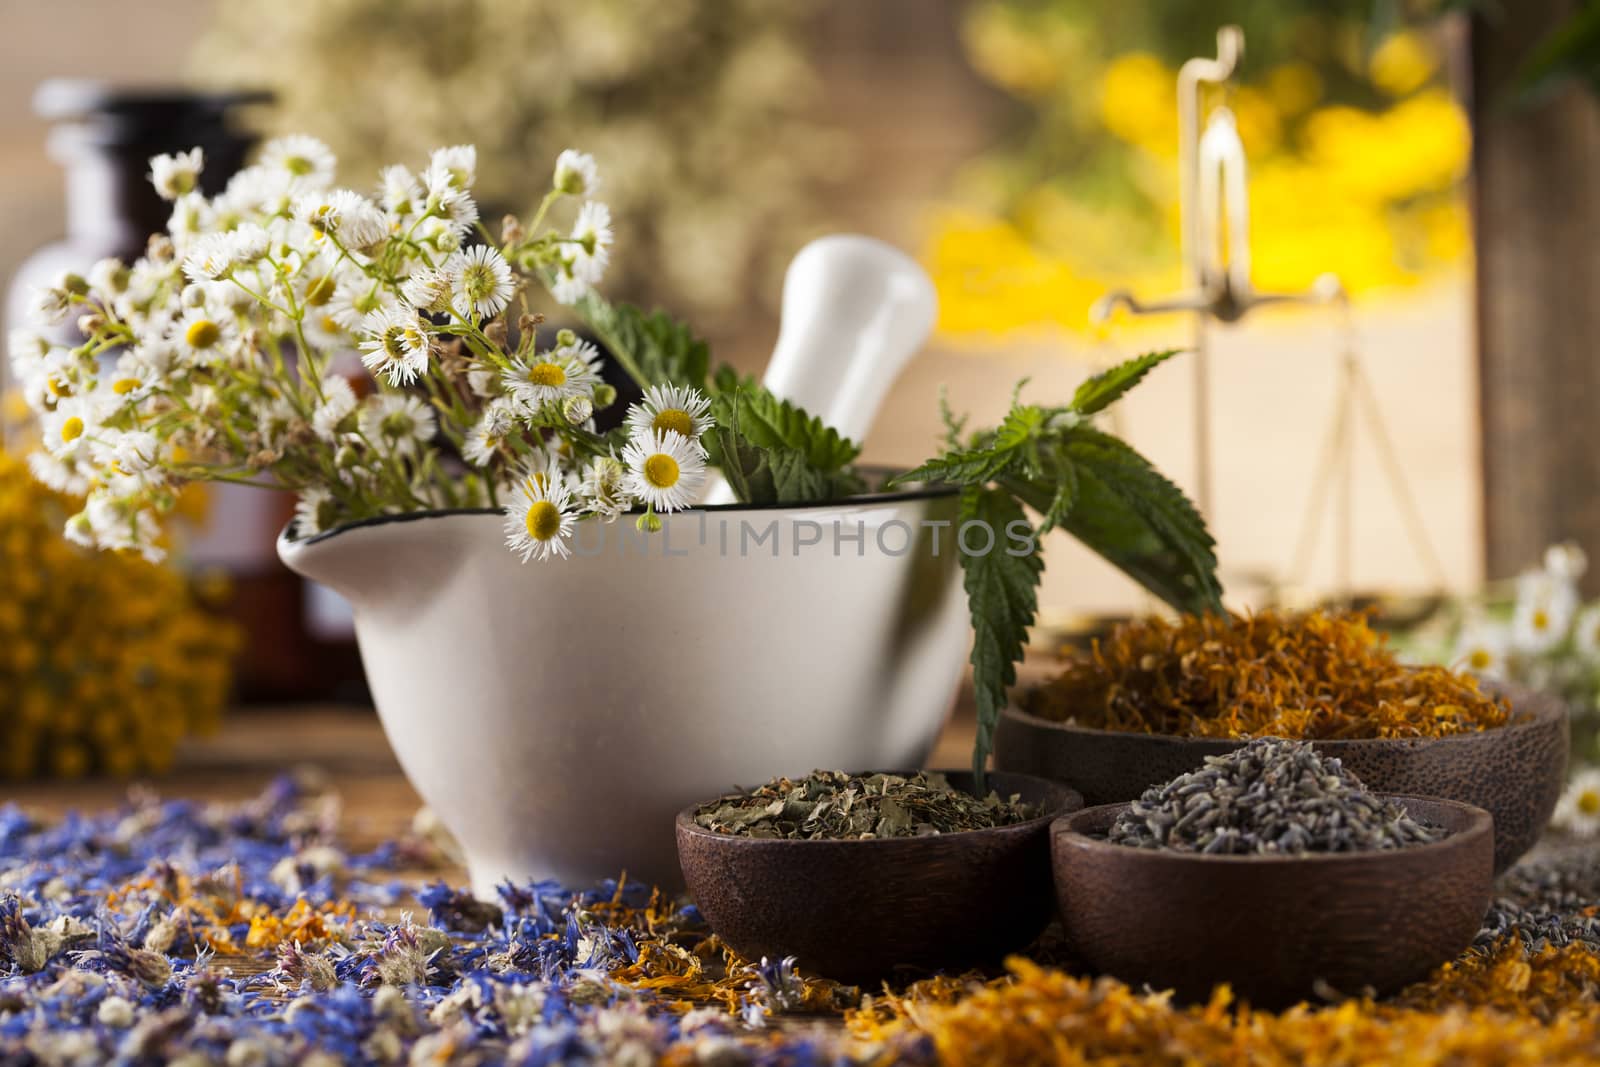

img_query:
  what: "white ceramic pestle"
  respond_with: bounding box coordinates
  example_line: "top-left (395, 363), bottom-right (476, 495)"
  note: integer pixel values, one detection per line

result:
top-left (703, 234), bottom-right (937, 503)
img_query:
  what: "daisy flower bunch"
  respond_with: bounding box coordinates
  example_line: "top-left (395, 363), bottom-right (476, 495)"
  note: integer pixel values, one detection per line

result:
top-left (1398, 542), bottom-right (1600, 808)
top-left (9, 135), bottom-right (722, 563)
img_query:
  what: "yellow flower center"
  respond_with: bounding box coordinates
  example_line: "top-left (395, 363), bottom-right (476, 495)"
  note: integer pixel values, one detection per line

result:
top-left (525, 500), bottom-right (562, 542)
top-left (60, 417), bottom-right (84, 443)
top-left (653, 409), bottom-right (694, 437)
top-left (462, 264), bottom-right (494, 301)
top-left (1468, 649), bottom-right (1493, 671)
top-left (1533, 609), bottom-right (1550, 631)
top-left (185, 319), bottom-right (221, 349)
top-left (112, 378), bottom-right (141, 395)
top-left (382, 328), bottom-right (408, 360)
top-left (528, 362), bottom-right (566, 388)
top-left (304, 275), bottom-right (336, 306)
top-left (284, 154), bottom-right (315, 177)
top-left (644, 453), bottom-right (680, 489)
top-left (1580, 789), bottom-right (1600, 817)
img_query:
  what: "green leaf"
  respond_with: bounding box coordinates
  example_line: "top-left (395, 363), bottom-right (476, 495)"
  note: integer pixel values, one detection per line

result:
top-left (1005, 427), bottom-right (1222, 614)
top-left (959, 486), bottom-right (1043, 790)
top-left (711, 394), bottom-right (865, 504)
top-left (710, 387), bottom-right (860, 472)
top-left (1070, 349), bottom-right (1181, 416)
top-left (576, 295), bottom-right (710, 390)
top-left (891, 403), bottom-right (1047, 489)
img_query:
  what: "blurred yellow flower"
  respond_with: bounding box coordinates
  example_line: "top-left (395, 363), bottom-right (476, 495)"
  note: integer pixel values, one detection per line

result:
top-left (0, 448), bottom-right (237, 779)
top-left (1100, 54), bottom-right (1179, 159)
top-left (1371, 31), bottom-right (1439, 97)
top-left (933, 27), bottom-right (1470, 341)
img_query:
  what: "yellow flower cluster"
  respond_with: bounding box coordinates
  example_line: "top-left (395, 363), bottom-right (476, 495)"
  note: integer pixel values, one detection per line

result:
top-left (0, 448), bottom-right (237, 779)
top-left (933, 23), bottom-right (1471, 339)
top-left (847, 942), bottom-right (1600, 1066)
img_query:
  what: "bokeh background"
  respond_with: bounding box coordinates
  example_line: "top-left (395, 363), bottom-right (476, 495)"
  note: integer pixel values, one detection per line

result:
top-left (0, 0), bottom-right (1478, 621)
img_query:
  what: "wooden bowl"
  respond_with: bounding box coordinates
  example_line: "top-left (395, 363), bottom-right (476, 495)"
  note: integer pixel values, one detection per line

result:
top-left (676, 771), bottom-right (1082, 983)
top-left (1051, 796), bottom-right (1494, 1008)
top-left (996, 684), bottom-right (1565, 872)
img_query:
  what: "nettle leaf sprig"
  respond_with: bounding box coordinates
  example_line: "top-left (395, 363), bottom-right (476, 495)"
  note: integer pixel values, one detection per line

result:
top-left (892, 350), bottom-right (1224, 782)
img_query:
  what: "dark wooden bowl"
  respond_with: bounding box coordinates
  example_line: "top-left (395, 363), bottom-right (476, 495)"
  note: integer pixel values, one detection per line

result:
top-left (676, 771), bottom-right (1082, 983)
top-left (996, 683), bottom-right (1565, 872)
top-left (1051, 796), bottom-right (1494, 1009)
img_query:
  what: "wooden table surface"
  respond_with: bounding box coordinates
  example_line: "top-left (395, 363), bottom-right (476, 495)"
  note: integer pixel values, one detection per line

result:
top-left (2, 703), bottom-right (983, 866)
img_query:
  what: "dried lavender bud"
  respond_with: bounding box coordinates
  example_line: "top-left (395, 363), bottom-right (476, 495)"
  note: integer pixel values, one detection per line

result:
top-left (693, 770), bottom-right (1035, 840)
top-left (1107, 737), bottom-right (1443, 855)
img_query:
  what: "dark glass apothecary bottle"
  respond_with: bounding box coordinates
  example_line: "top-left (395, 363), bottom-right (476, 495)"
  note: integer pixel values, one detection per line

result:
top-left (5, 81), bottom-right (367, 705)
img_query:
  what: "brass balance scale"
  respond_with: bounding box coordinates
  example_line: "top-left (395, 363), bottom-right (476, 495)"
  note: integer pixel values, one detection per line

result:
top-left (1052, 26), bottom-right (1450, 646)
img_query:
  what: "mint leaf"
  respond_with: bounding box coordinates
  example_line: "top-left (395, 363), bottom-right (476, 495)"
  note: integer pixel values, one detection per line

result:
top-left (959, 486), bottom-right (1042, 789)
top-left (1071, 349), bottom-right (1181, 416)
top-left (576, 295), bottom-right (710, 390)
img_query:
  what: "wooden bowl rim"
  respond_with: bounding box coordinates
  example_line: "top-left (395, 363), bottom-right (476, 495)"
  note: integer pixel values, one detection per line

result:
top-left (1006, 681), bottom-right (1563, 749)
top-left (677, 769), bottom-right (1083, 850)
top-left (1051, 794), bottom-right (1494, 867)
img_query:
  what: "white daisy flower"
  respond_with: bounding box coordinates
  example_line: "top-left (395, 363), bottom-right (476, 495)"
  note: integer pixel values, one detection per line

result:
top-left (182, 231), bottom-right (246, 283)
top-left (504, 463), bottom-right (577, 562)
top-left (171, 308), bottom-right (236, 364)
top-left (41, 395), bottom-right (99, 460)
top-left (1546, 543), bottom-right (1589, 583)
top-left (463, 399), bottom-right (519, 467)
top-left (501, 341), bottom-right (602, 410)
top-left (359, 393), bottom-right (437, 457)
top-left (218, 164), bottom-right (293, 217)
top-left (294, 488), bottom-right (336, 537)
top-left (167, 192), bottom-right (213, 244)
top-left (260, 134), bottom-right (337, 188)
top-left (357, 305), bottom-right (432, 386)
top-left (553, 149), bottom-right (600, 197)
top-left (622, 429), bottom-right (706, 514)
top-left (296, 189), bottom-right (388, 251)
top-left (548, 259), bottom-right (591, 306)
top-left (91, 429), bottom-right (161, 474)
top-left (1554, 768), bottom-right (1600, 838)
top-left (148, 147), bottom-right (204, 200)
top-left (569, 201), bottom-right (613, 284)
top-left (425, 144), bottom-right (477, 191)
top-left (29, 451), bottom-right (88, 496)
top-left (327, 279), bottom-right (399, 332)
top-left (7, 328), bottom-right (50, 375)
top-left (379, 164), bottom-right (425, 217)
top-left (1453, 622), bottom-right (1510, 680)
top-left (1511, 569), bottom-right (1578, 654)
top-left (399, 267), bottom-right (452, 313)
top-left (580, 454), bottom-right (630, 521)
top-left (445, 245), bottom-right (515, 320)
top-left (624, 384), bottom-right (711, 448)
top-left (311, 376), bottom-right (358, 440)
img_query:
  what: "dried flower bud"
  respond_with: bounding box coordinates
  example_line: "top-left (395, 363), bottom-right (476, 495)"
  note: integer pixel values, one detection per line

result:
top-left (501, 214), bottom-right (525, 245)
top-left (483, 319), bottom-right (508, 347)
top-left (147, 234), bottom-right (175, 262)
top-left (76, 312), bottom-right (105, 336)
top-left (562, 396), bottom-right (593, 425)
top-left (517, 313), bottom-right (544, 335)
